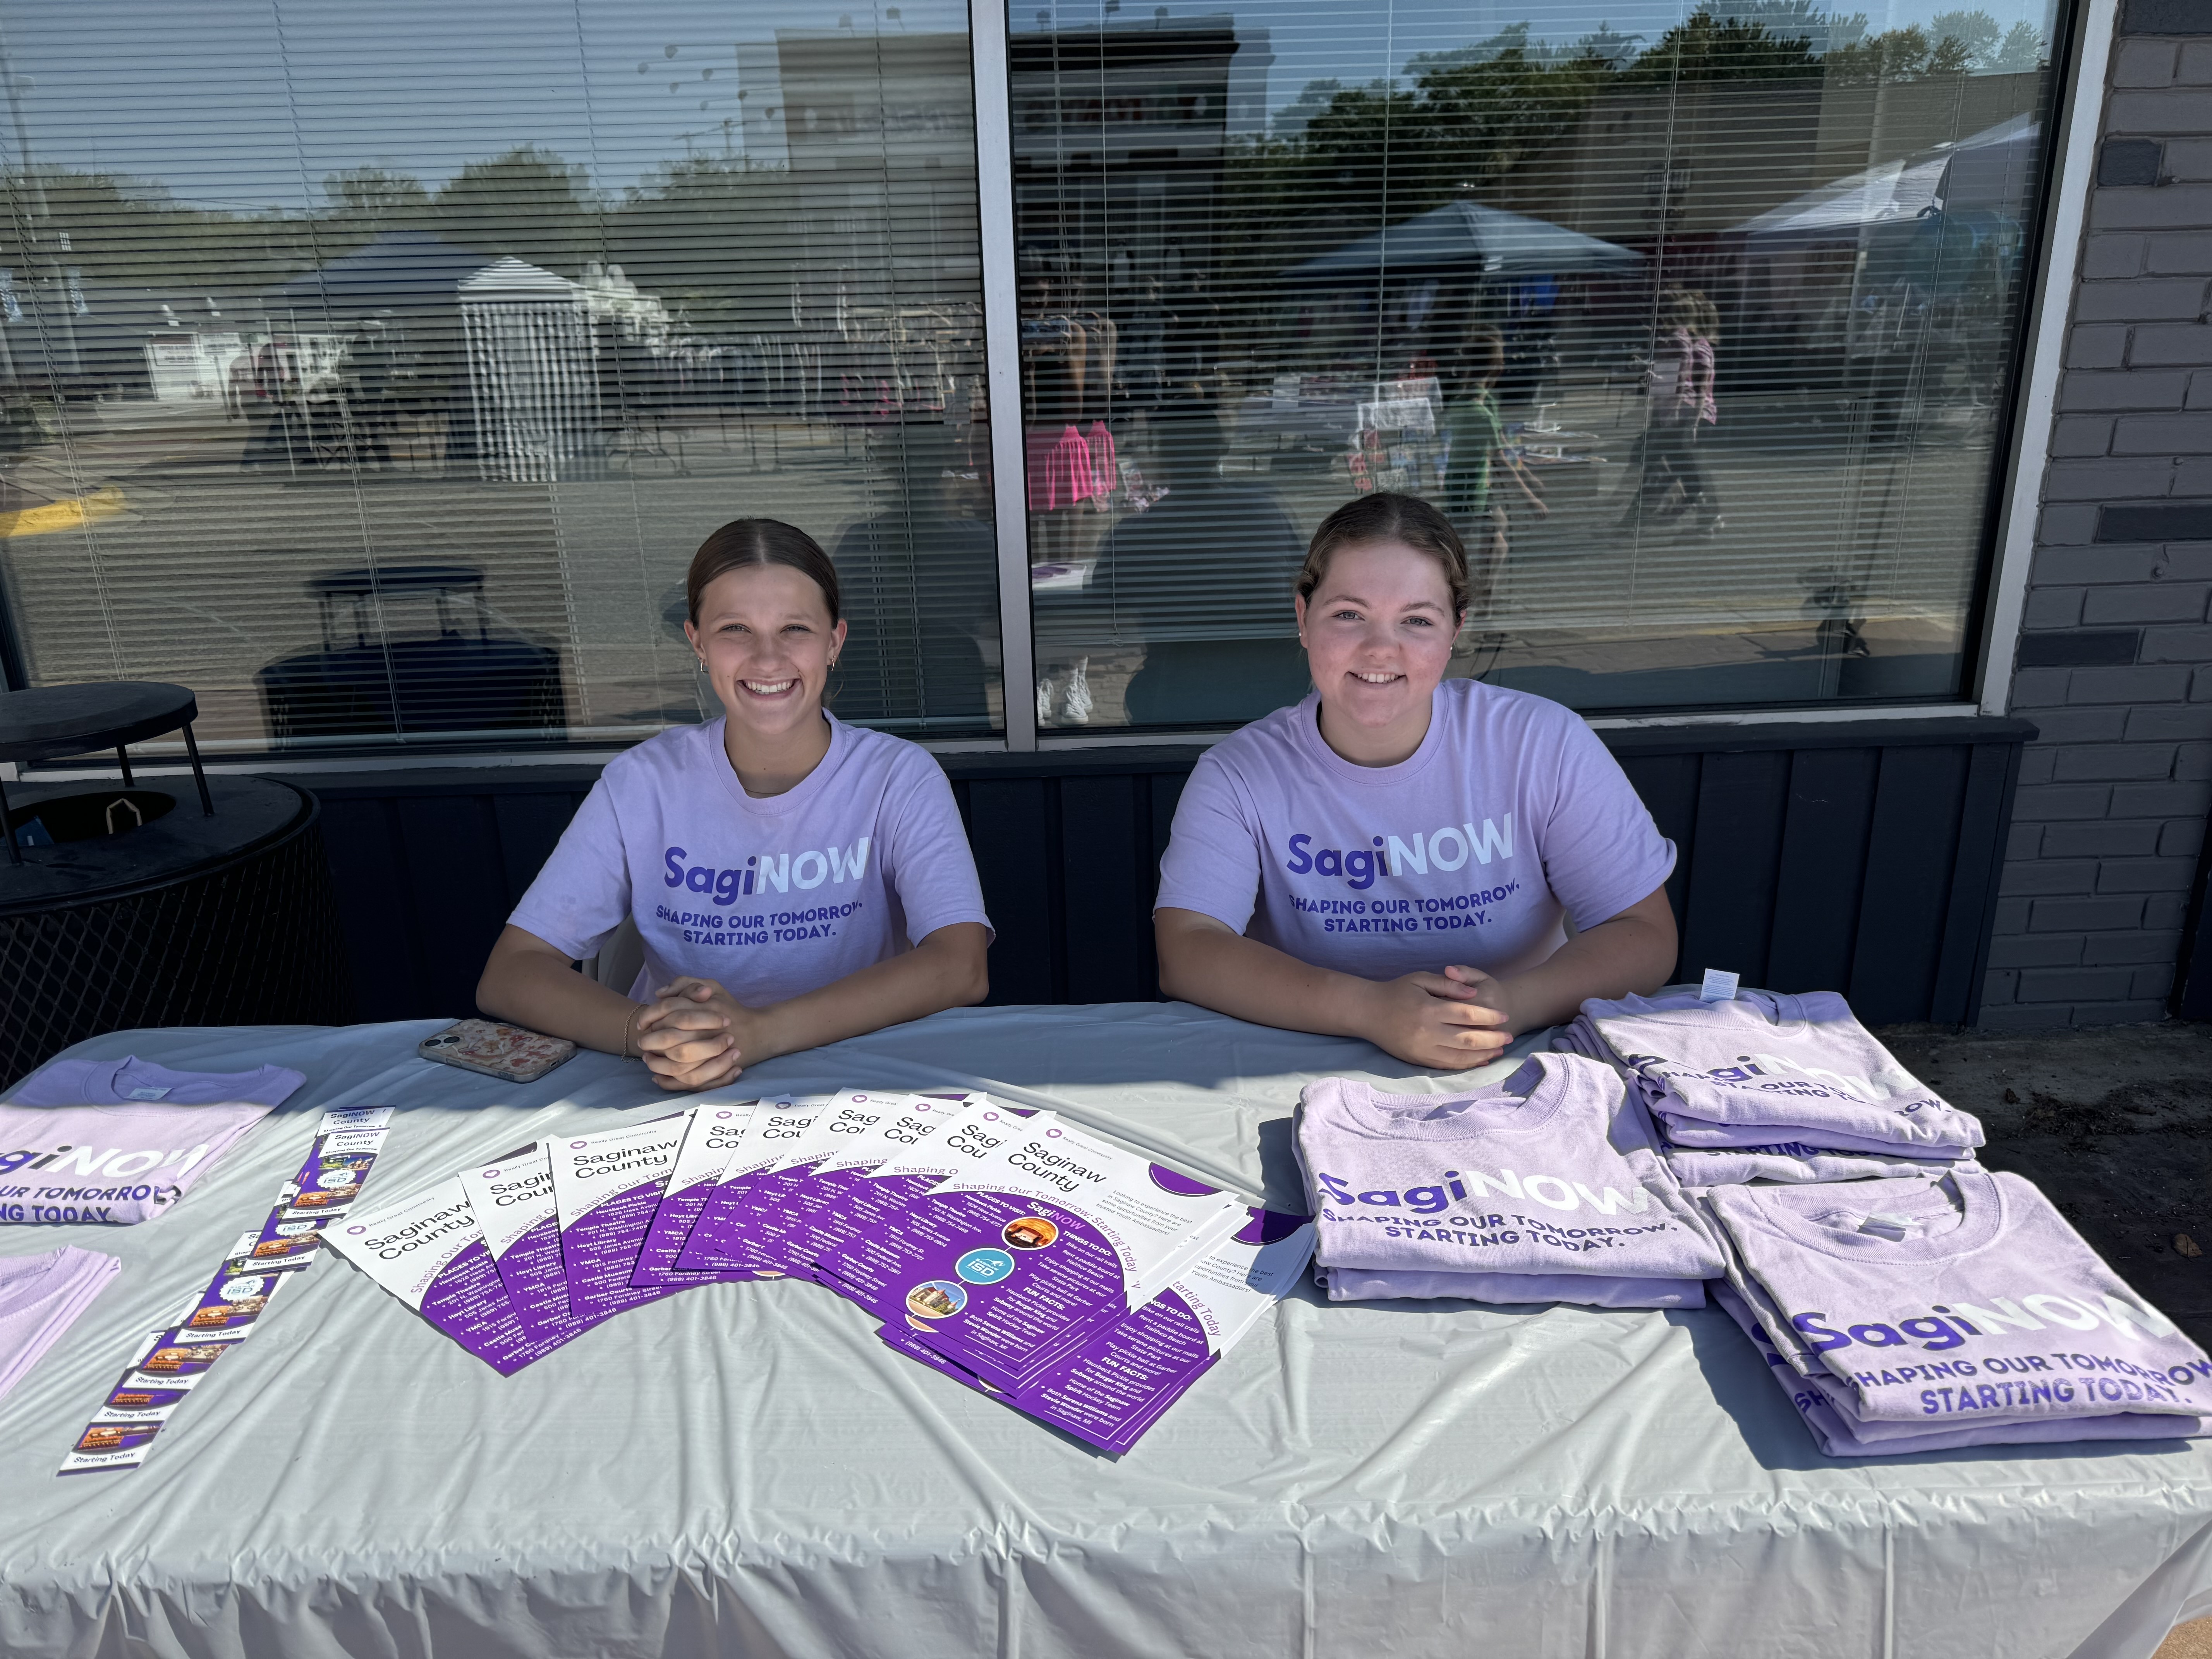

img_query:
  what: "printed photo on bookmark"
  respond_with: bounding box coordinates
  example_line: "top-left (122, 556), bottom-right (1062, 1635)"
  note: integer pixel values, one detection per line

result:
top-left (58, 1419), bottom-right (164, 1474)
top-left (60, 1106), bottom-right (394, 1477)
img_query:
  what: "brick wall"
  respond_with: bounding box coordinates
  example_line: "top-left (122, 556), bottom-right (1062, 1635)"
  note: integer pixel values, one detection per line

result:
top-left (1983, 0), bottom-right (2212, 1029)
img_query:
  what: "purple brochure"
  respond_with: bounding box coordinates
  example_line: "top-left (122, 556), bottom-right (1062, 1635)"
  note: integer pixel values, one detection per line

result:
top-left (705, 1090), bottom-right (944, 1278)
top-left (458, 1144), bottom-right (653, 1343)
top-left (631, 1102), bottom-right (770, 1288)
top-left (548, 1117), bottom-right (696, 1321)
top-left (809, 1101), bottom-right (1043, 1308)
top-left (750, 1093), bottom-right (975, 1282)
top-left (673, 1096), bottom-right (832, 1274)
top-left (842, 1120), bottom-right (1246, 1395)
top-left (326, 1177), bottom-right (564, 1375)
top-left (889, 1209), bottom-right (1316, 1453)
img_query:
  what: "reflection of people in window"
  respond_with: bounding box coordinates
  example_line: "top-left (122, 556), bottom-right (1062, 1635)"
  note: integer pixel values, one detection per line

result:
top-left (1441, 326), bottom-right (1545, 606)
top-left (828, 423), bottom-right (994, 726)
top-left (1626, 290), bottom-right (1719, 535)
top-left (1092, 401), bottom-right (1302, 644)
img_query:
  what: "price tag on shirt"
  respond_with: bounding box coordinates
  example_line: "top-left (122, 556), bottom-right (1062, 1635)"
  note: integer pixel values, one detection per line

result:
top-left (1699, 968), bottom-right (1740, 1003)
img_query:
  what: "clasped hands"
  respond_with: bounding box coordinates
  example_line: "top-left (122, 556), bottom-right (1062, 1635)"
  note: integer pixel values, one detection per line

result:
top-left (631, 963), bottom-right (1517, 1084)
top-left (1361, 963), bottom-right (1520, 1071)
top-left (631, 976), bottom-right (759, 1090)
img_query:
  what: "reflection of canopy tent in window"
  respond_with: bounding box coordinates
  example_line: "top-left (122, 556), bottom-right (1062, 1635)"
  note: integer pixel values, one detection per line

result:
top-left (1731, 116), bottom-right (2040, 244)
top-left (1279, 199), bottom-right (1644, 282)
top-left (1729, 114), bottom-right (2040, 381)
top-left (266, 232), bottom-right (601, 483)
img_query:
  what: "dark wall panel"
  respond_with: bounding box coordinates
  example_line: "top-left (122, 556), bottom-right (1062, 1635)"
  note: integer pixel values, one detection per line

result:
top-left (491, 793), bottom-right (585, 903)
top-left (964, 777), bottom-right (1060, 1007)
top-left (270, 717), bottom-right (2032, 1029)
top-left (1849, 744), bottom-right (1971, 1025)
top-left (1615, 752), bottom-right (1700, 938)
top-left (1678, 749), bottom-right (1791, 989)
top-left (1765, 747), bottom-right (1879, 995)
top-left (1060, 775), bottom-right (1149, 1005)
top-left (1931, 742), bottom-right (2024, 1026)
top-left (312, 797), bottom-right (413, 1022)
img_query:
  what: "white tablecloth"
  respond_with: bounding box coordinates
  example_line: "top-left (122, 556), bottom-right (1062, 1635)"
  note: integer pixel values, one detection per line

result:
top-left (4, 1005), bottom-right (2210, 1659)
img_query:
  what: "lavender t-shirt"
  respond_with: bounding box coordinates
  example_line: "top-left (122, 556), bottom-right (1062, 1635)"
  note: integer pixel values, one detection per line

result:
top-left (1155, 681), bottom-right (1673, 979)
top-left (1710, 1170), bottom-right (2210, 1425)
top-left (510, 714), bottom-right (991, 1003)
top-left (1586, 991), bottom-right (1985, 1156)
top-left (1294, 1053), bottom-right (1724, 1281)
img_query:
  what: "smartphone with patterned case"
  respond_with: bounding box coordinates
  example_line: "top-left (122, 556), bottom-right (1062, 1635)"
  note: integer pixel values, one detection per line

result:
top-left (417, 1019), bottom-right (577, 1083)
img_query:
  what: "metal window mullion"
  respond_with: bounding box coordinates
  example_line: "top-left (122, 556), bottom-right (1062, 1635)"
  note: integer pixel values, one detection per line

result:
top-left (1977, 0), bottom-right (2116, 716)
top-left (970, 0), bottom-right (1037, 751)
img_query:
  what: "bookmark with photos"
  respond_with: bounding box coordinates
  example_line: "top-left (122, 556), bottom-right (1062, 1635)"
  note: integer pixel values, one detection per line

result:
top-left (58, 1107), bottom-right (395, 1475)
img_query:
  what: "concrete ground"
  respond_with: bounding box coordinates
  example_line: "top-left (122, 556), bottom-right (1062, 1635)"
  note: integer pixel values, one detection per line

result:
top-left (1877, 1020), bottom-right (2212, 1659)
top-left (1878, 1019), bottom-right (2212, 1349)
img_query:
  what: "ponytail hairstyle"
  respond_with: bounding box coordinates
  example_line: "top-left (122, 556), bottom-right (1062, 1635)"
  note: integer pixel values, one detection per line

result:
top-left (686, 518), bottom-right (841, 624)
top-left (1296, 493), bottom-right (1470, 623)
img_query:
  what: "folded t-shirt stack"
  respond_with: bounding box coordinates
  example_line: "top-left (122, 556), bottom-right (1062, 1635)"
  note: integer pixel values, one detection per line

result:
top-left (1702, 1168), bottom-right (2209, 1456)
top-left (2, 1056), bottom-right (304, 1226)
top-left (0, 1245), bottom-right (120, 1405)
top-left (1554, 990), bottom-right (1983, 1186)
top-left (1294, 1051), bottom-right (1724, 1310)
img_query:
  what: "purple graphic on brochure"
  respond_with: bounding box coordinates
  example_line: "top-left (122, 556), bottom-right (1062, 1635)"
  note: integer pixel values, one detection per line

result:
top-left (414, 1236), bottom-right (568, 1375)
top-left (323, 1177), bottom-right (569, 1376)
top-left (763, 1166), bottom-right (925, 1283)
top-left (632, 1103), bottom-right (766, 1288)
top-left (548, 1118), bottom-right (696, 1321)
top-left (698, 1160), bottom-right (828, 1277)
top-left (816, 1187), bottom-right (1142, 1392)
top-left (885, 1208), bottom-right (1314, 1453)
top-left (734, 1092), bottom-right (976, 1279)
top-left (507, 1212), bottom-right (654, 1336)
top-left (673, 1096), bottom-right (829, 1274)
top-left (463, 1144), bottom-right (659, 1341)
top-left (824, 1114), bottom-right (1248, 1395)
top-left (631, 1177), bottom-right (762, 1287)
top-left (558, 1179), bottom-right (685, 1319)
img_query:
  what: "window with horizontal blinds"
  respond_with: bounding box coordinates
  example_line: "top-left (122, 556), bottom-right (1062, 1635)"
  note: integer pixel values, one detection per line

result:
top-left (1010, 0), bottom-right (2063, 729)
top-left (0, 1), bottom-right (1000, 753)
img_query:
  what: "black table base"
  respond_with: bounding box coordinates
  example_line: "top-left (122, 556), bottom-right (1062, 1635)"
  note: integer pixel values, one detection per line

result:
top-left (0, 779), bottom-right (351, 1087)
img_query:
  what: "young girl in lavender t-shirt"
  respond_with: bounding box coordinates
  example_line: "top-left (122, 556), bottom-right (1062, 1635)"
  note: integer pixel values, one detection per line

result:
top-left (478, 519), bottom-right (992, 1091)
top-left (1155, 493), bottom-right (1676, 1073)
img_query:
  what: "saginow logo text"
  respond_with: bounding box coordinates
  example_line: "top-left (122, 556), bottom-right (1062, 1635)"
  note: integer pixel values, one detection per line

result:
top-left (1284, 815), bottom-right (1514, 890)
top-left (664, 840), bottom-right (870, 904)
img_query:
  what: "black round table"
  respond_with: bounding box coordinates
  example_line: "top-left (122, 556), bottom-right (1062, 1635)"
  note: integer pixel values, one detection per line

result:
top-left (0, 682), bottom-right (349, 1085)
top-left (0, 681), bottom-right (214, 864)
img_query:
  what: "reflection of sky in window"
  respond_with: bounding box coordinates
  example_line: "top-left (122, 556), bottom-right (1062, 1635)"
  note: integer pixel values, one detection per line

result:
top-left (0, 0), bottom-right (2059, 207)
top-left (0, 0), bottom-right (971, 206)
top-left (1031, 0), bottom-right (2061, 135)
